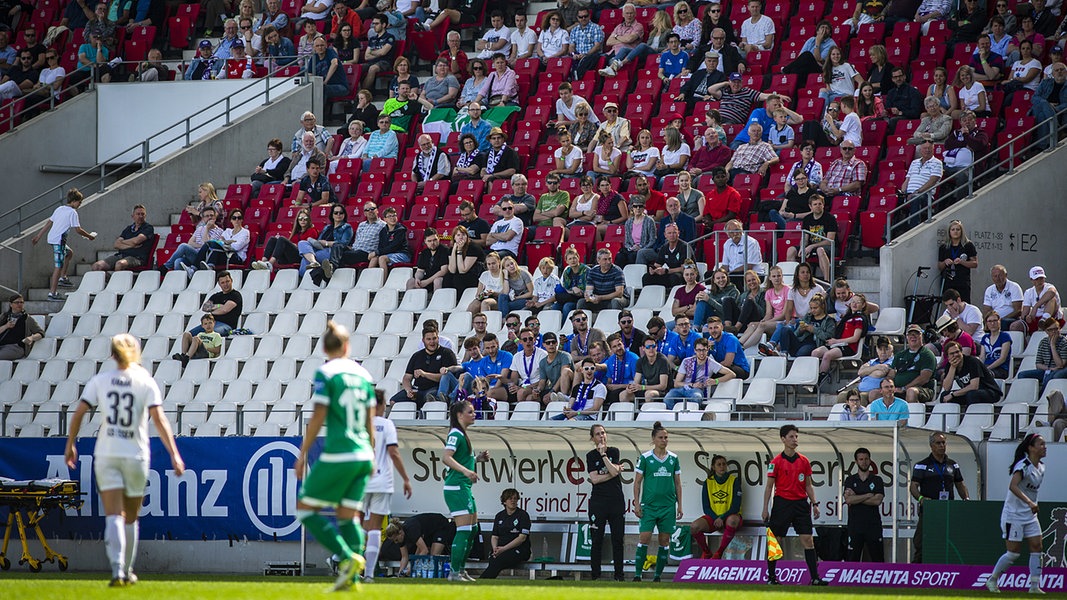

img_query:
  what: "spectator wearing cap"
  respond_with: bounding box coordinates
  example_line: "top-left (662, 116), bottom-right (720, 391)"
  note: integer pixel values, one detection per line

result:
top-left (891, 324), bottom-right (938, 403)
top-left (460, 102), bottom-right (493, 152)
top-left (594, 102), bottom-right (631, 151)
top-left (184, 39), bottom-right (223, 80)
top-left (1012, 266), bottom-right (1065, 334)
top-left (706, 73), bottom-right (772, 125)
top-left (221, 37), bottom-right (255, 79)
top-left (1043, 47), bottom-right (1064, 79)
top-left (676, 51), bottom-right (727, 107)
top-left (479, 127), bottom-right (519, 182)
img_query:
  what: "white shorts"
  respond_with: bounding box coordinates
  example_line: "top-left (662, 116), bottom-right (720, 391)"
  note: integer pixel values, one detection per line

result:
top-left (1001, 517), bottom-right (1041, 542)
top-left (362, 492), bottom-right (393, 516)
top-left (94, 455), bottom-right (149, 496)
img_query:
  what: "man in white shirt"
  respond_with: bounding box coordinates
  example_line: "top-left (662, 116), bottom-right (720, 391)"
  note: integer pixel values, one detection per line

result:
top-left (739, 0), bottom-right (775, 56)
top-left (901, 140), bottom-right (942, 227)
top-left (486, 198), bottom-right (524, 260)
top-left (719, 218), bottom-right (765, 287)
top-left (504, 327), bottom-right (549, 403)
top-left (476, 11), bottom-right (511, 59)
top-left (554, 82), bottom-right (598, 126)
top-left (982, 264), bottom-right (1024, 329)
top-left (508, 14), bottom-right (538, 64)
top-left (940, 288), bottom-right (984, 336)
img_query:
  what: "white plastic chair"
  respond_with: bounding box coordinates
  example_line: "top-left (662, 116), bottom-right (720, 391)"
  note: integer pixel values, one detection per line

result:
top-left (132, 270), bottom-right (161, 294)
top-left (871, 307), bottom-right (906, 337)
top-left (955, 403), bottom-right (995, 442)
top-left (144, 291), bottom-right (175, 316)
top-left (923, 403), bottom-right (961, 432)
top-left (637, 401), bottom-right (673, 421)
top-left (826, 402), bottom-right (847, 421)
top-left (325, 268), bottom-right (357, 290)
top-left (355, 268), bottom-right (386, 290)
top-left (311, 290), bottom-right (342, 313)
top-left (509, 401), bottom-right (542, 421)
top-left (632, 286), bottom-right (666, 311)
top-left (907, 403), bottom-right (927, 428)
top-left (777, 356), bottom-right (820, 405)
top-left (398, 288), bottom-right (429, 312)
top-left (298, 312), bottom-right (329, 336)
top-left (370, 289), bottom-right (400, 312)
top-left (388, 401), bottom-right (418, 420)
top-left (384, 267), bottom-right (413, 290)
top-left (607, 401), bottom-right (635, 421)
top-left (542, 400), bottom-right (568, 420)
top-left (736, 379), bottom-right (777, 413)
top-left (422, 400), bottom-right (448, 421)
top-left (988, 402), bottom-right (1031, 440)
top-left (355, 313), bottom-right (386, 336)
top-left (1002, 378), bottom-right (1039, 406)
top-left (426, 288), bottom-right (458, 312)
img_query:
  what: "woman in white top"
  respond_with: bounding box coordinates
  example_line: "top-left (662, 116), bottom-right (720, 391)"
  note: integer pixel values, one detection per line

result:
top-left (328, 120), bottom-right (368, 174)
top-left (197, 208), bottom-right (251, 269)
top-left (819, 46), bottom-right (862, 104)
top-left (985, 433), bottom-right (1047, 594)
top-left (785, 262), bottom-right (826, 319)
top-left (536, 11), bottom-right (571, 59)
top-left (65, 334), bottom-right (184, 586)
top-left (552, 130), bottom-right (584, 177)
top-left (530, 257), bottom-right (562, 311)
top-left (952, 65), bottom-right (988, 118)
top-left (568, 175), bottom-right (599, 225)
top-left (1004, 39), bottom-right (1042, 93)
top-left (626, 129), bottom-right (660, 177)
top-left (655, 126), bottom-right (691, 177)
top-left (589, 132), bottom-right (622, 177)
top-left (468, 251), bottom-right (506, 314)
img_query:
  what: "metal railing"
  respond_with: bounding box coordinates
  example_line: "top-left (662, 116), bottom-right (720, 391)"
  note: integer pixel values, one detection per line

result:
top-left (0, 242), bottom-right (22, 296)
top-left (691, 226), bottom-right (836, 284)
top-left (0, 56), bottom-right (311, 244)
top-left (885, 112), bottom-right (1067, 243)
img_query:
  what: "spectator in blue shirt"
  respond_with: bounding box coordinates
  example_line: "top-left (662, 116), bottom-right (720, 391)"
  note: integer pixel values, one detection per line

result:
top-left (604, 333), bottom-right (640, 406)
top-left (658, 33), bottom-right (689, 81)
top-left (670, 316), bottom-right (700, 365)
top-left (478, 333), bottom-right (513, 403)
top-left (460, 102), bottom-right (493, 152)
top-left (647, 316), bottom-right (683, 364)
top-left (869, 379), bottom-right (909, 421)
top-left (706, 316), bottom-right (750, 378)
top-left (438, 336), bottom-right (486, 399)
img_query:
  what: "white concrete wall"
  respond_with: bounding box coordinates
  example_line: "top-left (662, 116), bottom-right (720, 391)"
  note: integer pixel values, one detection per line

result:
top-left (881, 144), bottom-right (1067, 313)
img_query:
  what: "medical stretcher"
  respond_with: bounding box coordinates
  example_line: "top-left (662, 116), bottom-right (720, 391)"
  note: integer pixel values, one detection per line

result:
top-left (0, 477), bottom-right (82, 572)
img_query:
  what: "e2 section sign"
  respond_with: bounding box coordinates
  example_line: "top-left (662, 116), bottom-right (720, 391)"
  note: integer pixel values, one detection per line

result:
top-left (0, 437), bottom-right (310, 541)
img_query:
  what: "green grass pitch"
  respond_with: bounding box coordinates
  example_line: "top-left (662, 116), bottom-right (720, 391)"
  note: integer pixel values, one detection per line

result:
top-left (0, 574), bottom-right (1033, 600)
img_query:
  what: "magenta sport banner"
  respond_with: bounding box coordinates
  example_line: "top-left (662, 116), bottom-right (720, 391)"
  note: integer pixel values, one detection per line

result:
top-left (673, 559), bottom-right (1067, 592)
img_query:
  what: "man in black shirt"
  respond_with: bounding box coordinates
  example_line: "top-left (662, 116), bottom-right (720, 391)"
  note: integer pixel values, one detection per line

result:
top-left (390, 327), bottom-right (458, 409)
top-left (586, 424), bottom-right (626, 581)
top-left (295, 157), bottom-right (334, 206)
top-left (406, 228), bottom-right (449, 291)
top-left (843, 447), bottom-right (886, 562)
top-left (91, 204), bottom-right (155, 272)
top-left (940, 340), bottom-right (1002, 406)
top-left (492, 174), bottom-right (536, 228)
top-left (458, 200), bottom-right (491, 249)
top-left (786, 193), bottom-right (837, 280)
top-left (909, 432), bottom-right (970, 563)
top-left (0, 49), bottom-right (38, 100)
top-left (174, 270), bottom-right (243, 365)
top-left (479, 127), bottom-right (519, 182)
top-left (479, 488), bottom-right (532, 579)
top-left (643, 223), bottom-right (691, 288)
top-left (884, 67), bottom-right (924, 124)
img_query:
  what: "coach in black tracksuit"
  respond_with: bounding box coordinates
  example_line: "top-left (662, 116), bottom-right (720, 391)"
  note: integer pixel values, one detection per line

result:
top-left (587, 424), bottom-right (626, 581)
top-left (843, 447), bottom-right (886, 562)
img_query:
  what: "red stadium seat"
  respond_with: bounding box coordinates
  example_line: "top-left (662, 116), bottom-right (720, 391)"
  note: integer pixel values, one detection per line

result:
top-left (859, 211), bottom-right (889, 249)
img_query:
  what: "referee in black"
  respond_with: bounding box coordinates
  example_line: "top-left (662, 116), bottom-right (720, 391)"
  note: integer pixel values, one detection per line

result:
top-left (843, 447), bottom-right (886, 562)
top-left (909, 432), bottom-right (970, 563)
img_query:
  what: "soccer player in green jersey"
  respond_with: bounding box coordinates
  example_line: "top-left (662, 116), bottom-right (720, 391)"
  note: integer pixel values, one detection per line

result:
top-left (295, 321), bottom-right (376, 591)
top-left (442, 399), bottom-right (490, 582)
top-left (632, 421), bottom-right (683, 582)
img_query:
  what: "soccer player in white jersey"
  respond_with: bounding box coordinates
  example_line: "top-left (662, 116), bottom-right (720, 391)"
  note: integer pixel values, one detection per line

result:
top-left (358, 390), bottom-right (413, 582)
top-left (986, 432), bottom-right (1047, 594)
top-left (64, 334), bottom-right (185, 587)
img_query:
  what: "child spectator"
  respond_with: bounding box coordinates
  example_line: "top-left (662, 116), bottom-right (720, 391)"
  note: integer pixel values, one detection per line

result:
top-left (767, 108), bottom-right (795, 151)
top-left (173, 314), bottom-right (223, 366)
top-left (32, 188), bottom-right (97, 300)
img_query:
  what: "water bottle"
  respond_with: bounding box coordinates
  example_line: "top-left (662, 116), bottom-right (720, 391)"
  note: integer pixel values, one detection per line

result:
top-left (441, 559), bottom-right (450, 579)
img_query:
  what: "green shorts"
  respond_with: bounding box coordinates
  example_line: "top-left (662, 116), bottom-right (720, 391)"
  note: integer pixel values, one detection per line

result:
top-left (443, 485), bottom-right (477, 517)
top-left (639, 504), bottom-right (677, 534)
top-left (298, 459), bottom-right (373, 511)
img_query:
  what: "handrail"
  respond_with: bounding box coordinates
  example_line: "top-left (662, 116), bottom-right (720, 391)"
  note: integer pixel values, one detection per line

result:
top-left (0, 56), bottom-right (311, 241)
top-left (688, 225), bottom-right (836, 284)
top-left (0, 242), bottom-right (23, 295)
top-left (884, 112), bottom-right (1066, 243)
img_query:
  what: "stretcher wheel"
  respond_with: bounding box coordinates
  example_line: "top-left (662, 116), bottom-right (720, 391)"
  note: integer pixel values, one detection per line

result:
top-left (0, 556), bottom-right (10, 570)
top-left (29, 561), bottom-right (41, 572)
top-left (57, 557), bottom-right (68, 571)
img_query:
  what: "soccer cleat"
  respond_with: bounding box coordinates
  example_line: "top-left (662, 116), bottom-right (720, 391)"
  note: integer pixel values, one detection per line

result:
top-left (985, 577), bottom-right (1000, 593)
top-left (460, 570), bottom-right (476, 582)
top-left (652, 576), bottom-right (661, 582)
top-left (125, 572), bottom-right (138, 585)
top-left (758, 342), bottom-right (779, 357)
top-left (109, 577), bottom-right (127, 587)
top-left (1030, 586), bottom-right (1045, 594)
top-left (321, 260), bottom-right (334, 279)
top-left (632, 576), bottom-right (642, 582)
top-left (57, 277), bottom-right (74, 287)
top-left (1029, 577), bottom-right (1044, 594)
top-left (325, 555), bottom-right (339, 576)
top-left (447, 571), bottom-right (469, 582)
top-left (810, 577), bottom-right (829, 586)
top-left (333, 554), bottom-right (365, 591)
top-left (767, 575), bottom-right (779, 586)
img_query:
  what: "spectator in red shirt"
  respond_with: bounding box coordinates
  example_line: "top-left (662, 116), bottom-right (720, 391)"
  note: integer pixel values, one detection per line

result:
top-left (688, 127), bottom-right (732, 178)
top-left (330, 1), bottom-right (362, 44)
top-left (700, 167), bottom-right (740, 227)
top-left (438, 30), bottom-right (469, 83)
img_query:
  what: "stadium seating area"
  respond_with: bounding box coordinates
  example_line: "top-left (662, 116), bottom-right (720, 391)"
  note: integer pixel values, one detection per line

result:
top-left (1, 0), bottom-right (1064, 444)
